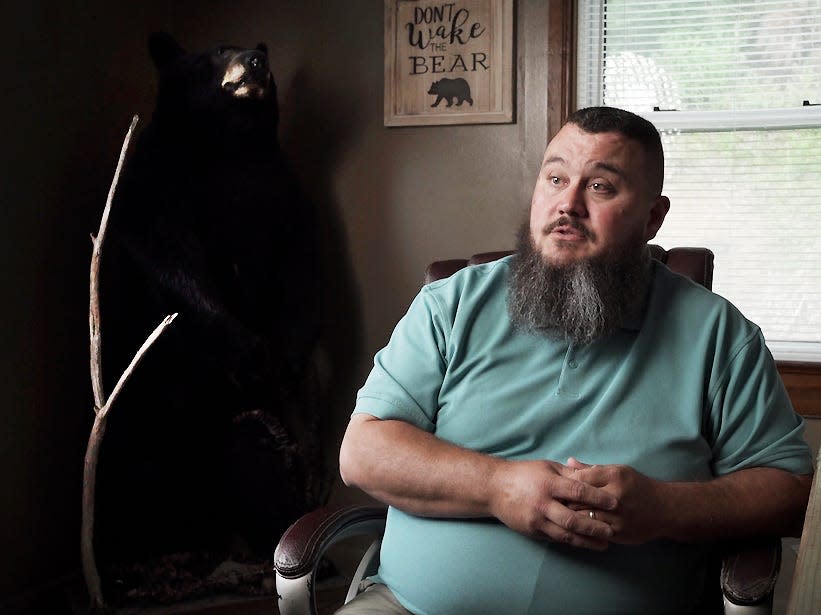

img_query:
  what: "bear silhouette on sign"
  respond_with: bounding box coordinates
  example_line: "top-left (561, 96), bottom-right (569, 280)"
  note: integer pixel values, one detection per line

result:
top-left (428, 77), bottom-right (474, 107)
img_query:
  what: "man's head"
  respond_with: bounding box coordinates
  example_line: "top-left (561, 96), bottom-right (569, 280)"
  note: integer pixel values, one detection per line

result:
top-left (529, 107), bottom-right (669, 266)
top-left (509, 107), bottom-right (669, 344)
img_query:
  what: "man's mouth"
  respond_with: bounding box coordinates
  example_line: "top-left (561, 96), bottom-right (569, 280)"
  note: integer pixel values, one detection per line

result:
top-left (552, 226), bottom-right (586, 238)
top-left (545, 218), bottom-right (593, 241)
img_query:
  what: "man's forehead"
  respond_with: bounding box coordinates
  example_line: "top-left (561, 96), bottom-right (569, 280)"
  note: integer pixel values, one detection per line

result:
top-left (542, 125), bottom-right (638, 172)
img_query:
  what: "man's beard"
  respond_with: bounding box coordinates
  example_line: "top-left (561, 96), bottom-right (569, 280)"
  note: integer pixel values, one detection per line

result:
top-left (507, 220), bottom-right (651, 345)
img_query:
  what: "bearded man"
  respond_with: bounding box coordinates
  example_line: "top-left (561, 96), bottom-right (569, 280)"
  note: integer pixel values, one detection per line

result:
top-left (336, 107), bottom-right (813, 615)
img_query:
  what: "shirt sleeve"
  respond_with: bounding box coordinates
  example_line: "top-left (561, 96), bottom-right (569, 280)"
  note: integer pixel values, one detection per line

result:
top-left (707, 328), bottom-right (813, 476)
top-left (353, 284), bottom-right (452, 432)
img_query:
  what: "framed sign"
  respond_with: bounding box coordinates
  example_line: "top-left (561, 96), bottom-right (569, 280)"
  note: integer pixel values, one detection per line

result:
top-left (384, 0), bottom-right (514, 126)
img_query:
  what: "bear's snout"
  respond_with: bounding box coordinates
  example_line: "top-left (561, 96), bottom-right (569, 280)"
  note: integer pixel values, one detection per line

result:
top-left (222, 51), bottom-right (271, 99)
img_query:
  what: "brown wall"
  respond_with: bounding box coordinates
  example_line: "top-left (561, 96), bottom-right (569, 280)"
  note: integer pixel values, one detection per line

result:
top-left (0, 0), bottom-right (552, 603)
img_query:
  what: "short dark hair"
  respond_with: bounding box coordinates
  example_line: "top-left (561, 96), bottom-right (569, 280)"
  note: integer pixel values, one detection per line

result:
top-left (566, 107), bottom-right (665, 194)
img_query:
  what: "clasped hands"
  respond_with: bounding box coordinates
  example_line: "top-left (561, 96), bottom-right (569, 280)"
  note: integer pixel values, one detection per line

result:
top-left (488, 456), bottom-right (669, 551)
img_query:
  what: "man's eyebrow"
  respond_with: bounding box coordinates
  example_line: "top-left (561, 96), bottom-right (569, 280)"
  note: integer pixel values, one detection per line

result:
top-left (540, 155), bottom-right (565, 170)
top-left (591, 161), bottom-right (626, 178)
top-left (540, 157), bottom-right (626, 179)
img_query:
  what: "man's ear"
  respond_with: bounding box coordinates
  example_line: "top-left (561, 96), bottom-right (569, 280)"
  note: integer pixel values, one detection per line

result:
top-left (644, 195), bottom-right (670, 242)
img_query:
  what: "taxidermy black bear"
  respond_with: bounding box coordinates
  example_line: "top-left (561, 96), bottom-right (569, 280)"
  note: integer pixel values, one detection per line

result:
top-left (96, 32), bottom-right (324, 571)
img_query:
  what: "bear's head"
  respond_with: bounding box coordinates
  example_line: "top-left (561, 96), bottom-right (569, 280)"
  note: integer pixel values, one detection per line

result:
top-left (147, 32), bottom-right (279, 140)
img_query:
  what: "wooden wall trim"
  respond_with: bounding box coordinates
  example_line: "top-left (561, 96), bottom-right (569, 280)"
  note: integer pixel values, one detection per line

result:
top-left (546, 0), bottom-right (575, 141)
top-left (778, 362), bottom-right (821, 418)
top-left (786, 447), bottom-right (821, 614)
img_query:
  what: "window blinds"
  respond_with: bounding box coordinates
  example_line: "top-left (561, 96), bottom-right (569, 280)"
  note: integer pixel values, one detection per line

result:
top-left (576, 0), bottom-right (821, 360)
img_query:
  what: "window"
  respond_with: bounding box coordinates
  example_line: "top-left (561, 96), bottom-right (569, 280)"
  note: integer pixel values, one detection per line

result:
top-left (576, 0), bottom-right (821, 362)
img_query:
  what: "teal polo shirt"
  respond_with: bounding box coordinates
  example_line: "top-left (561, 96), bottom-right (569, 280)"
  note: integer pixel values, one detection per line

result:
top-left (353, 256), bottom-right (812, 615)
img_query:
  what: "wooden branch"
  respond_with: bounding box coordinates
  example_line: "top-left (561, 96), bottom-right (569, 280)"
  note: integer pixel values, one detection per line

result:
top-left (102, 312), bottom-right (177, 418)
top-left (89, 114), bottom-right (139, 414)
top-left (81, 314), bottom-right (176, 610)
top-left (82, 114), bottom-right (179, 611)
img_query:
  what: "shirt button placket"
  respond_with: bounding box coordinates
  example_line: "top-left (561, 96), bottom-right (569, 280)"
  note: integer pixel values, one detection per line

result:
top-left (557, 343), bottom-right (581, 398)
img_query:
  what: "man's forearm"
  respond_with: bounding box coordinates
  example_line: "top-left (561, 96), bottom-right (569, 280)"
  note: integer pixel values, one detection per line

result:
top-left (659, 467), bottom-right (812, 542)
top-left (339, 413), bottom-right (502, 517)
top-left (571, 461), bottom-right (812, 544)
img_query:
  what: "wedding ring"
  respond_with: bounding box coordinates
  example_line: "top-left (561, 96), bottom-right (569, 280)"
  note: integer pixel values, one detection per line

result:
top-left (588, 510), bottom-right (596, 520)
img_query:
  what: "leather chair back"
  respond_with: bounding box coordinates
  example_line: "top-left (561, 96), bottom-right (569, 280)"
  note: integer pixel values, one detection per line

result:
top-left (425, 245), bottom-right (715, 290)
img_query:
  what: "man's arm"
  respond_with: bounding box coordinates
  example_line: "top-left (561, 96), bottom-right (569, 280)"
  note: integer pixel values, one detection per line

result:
top-left (339, 413), bottom-right (619, 550)
top-left (567, 458), bottom-right (812, 544)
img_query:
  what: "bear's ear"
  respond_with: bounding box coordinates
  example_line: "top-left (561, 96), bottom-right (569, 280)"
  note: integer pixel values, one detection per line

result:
top-left (149, 32), bottom-right (185, 70)
top-left (255, 42), bottom-right (268, 56)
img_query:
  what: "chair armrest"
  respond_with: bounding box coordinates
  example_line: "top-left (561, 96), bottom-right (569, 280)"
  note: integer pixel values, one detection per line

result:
top-left (275, 505), bottom-right (388, 579)
top-left (721, 538), bottom-right (781, 611)
top-left (274, 505), bottom-right (388, 615)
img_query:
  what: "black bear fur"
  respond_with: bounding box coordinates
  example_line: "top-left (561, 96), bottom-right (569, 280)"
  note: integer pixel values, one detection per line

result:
top-left (96, 32), bottom-right (324, 571)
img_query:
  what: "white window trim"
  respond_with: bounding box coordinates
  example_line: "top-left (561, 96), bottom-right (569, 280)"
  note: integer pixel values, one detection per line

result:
top-left (635, 107), bottom-right (821, 132)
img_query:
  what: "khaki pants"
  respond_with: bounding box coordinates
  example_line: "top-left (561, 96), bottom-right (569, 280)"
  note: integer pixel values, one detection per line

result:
top-left (333, 580), bottom-right (413, 615)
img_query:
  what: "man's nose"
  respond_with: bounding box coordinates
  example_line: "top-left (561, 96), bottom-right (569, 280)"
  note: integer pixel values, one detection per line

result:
top-left (558, 183), bottom-right (588, 217)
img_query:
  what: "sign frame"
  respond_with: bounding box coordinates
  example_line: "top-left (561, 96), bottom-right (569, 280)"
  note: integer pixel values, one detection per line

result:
top-left (384, 0), bottom-right (515, 127)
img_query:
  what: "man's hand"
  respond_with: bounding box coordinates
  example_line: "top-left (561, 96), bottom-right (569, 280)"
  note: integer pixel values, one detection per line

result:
top-left (566, 457), bottom-right (669, 544)
top-left (489, 459), bottom-right (618, 550)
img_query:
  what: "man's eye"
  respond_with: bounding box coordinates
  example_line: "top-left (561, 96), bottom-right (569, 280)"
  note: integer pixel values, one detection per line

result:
top-left (550, 176), bottom-right (562, 185)
top-left (589, 182), bottom-right (612, 193)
